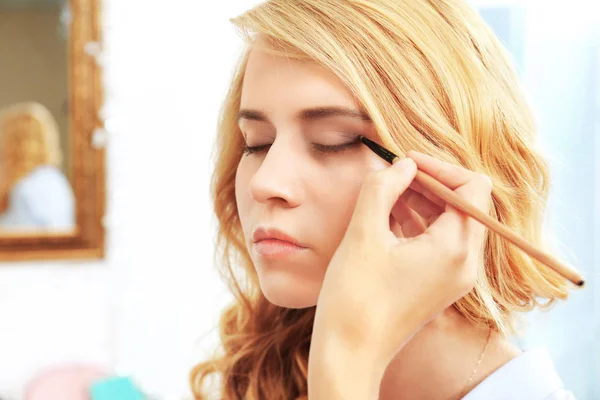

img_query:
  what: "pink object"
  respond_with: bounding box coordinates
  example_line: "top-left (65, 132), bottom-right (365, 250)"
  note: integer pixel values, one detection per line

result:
top-left (25, 364), bottom-right (109, 400)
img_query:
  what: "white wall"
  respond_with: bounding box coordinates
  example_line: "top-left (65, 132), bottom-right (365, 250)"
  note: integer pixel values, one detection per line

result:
top-left (511, 4), bottom-right (598, 399)
top-left (0, 1), bottom-right (260, 398)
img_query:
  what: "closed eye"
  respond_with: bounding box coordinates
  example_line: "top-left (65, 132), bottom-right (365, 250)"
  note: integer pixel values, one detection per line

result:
top-left (243, 144), bottom-right (271, 155)
top-left (311, 140), bottom-right (361, 154)
top-left (243, 135), bottom-right (362, 156)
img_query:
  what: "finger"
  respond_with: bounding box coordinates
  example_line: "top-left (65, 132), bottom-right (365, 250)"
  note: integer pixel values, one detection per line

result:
top-left (398, 188), bottom-right (445, 222)
top-left (389, 214), bottom-right (404, 238)
top-left (352, 157), bottom-right (418, 235)
top-left (407, 151), bottom-right (493, 213)
top-left (456, 175), bottom-right (494, 249)
top-left (407, 150), bottom-right (481, 190)
top-left (407, 150), bottom-right (493, 243)
top-left (408, 180), bottom-right (446, 208)
top-left (391, 201), bottom-right (427, 237)
top-left (425, 175), bottom-right (493, 258)
top-left (424, 204), bottom-right (469, 255)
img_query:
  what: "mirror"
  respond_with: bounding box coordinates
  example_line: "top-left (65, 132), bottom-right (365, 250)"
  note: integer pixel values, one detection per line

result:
top-left (0, 0), bottom-right (105, 260)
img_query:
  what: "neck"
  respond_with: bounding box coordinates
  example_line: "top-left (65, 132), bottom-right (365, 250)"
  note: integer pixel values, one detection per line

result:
top-left (378, 307), bottom-right (521, 400)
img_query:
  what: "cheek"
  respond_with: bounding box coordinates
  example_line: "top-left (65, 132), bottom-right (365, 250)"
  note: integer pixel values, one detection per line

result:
top-left (315, 165), bottom-right (367, 245)
top-left (327, 155), bottom-right (388, 211)
top-left (234, 161), bottom-right (252, 221)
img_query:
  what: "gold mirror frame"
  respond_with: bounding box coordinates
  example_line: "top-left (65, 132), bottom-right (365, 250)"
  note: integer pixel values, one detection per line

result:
top-left (0, 0), bottom-right (105, 262)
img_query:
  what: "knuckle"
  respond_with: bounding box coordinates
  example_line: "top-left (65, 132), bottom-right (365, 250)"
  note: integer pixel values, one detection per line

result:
top-left (432, 165), bottom-right (446, 182)
top-left (364, 170), bottom-right (388, 188)
top-left (346, 222), bottom-right (372, 245)
top-left (459, 267), bottom-right (478, 293)
top-left (476, 173), bottom-right (494, 191)
top-left (447, 245), bottom-right (469, 266)
top-left (364, 168), bottom-right (404, 190)
top-left (476, 174), bottom-right (494, 211)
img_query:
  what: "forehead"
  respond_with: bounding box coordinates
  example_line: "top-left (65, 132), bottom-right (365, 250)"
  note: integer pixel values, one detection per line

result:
top-left (240, 45), bottom-right (360, 112)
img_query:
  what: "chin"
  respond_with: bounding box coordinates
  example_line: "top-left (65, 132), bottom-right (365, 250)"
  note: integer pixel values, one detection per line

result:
top-left (258, 270), bottom-right (319, 309)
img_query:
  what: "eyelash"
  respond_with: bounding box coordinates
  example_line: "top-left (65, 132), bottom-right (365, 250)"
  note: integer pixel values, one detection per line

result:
top-left (243, 136), bottom-right (362, 155)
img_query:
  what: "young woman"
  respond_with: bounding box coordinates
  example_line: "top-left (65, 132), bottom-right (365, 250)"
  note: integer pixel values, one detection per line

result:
top-left (191, 1), bottom-right (576, 398)
top-left (0, 102), bottom-right (74, 231)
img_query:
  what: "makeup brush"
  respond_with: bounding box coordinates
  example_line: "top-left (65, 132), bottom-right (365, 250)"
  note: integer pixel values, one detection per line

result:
top-left (359, 136), bottom-right (585, 287)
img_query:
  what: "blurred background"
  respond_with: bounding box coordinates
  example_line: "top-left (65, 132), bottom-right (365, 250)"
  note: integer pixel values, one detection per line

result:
top-left (0, 0), bottom-right (596, 399)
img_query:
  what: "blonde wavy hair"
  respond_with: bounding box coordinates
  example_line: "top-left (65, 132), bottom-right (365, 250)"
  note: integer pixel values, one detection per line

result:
top-left (0, 102), bottom-right (63, 206)
top-left (191, 1), bottom-right (571, 399)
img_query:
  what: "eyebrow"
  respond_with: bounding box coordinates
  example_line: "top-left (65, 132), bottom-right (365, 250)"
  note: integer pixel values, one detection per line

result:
top-left (237, 106), bottom-right (371, 123)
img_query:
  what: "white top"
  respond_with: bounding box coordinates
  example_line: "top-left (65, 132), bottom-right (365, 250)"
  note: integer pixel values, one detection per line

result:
top-left (463, 346), bottom-right (575, 400)
top-left (0, 165), bottom-right (75, 231)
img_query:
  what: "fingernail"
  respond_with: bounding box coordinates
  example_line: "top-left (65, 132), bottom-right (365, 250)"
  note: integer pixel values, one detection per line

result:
top-left (394, 157), bottom-right (414, 169)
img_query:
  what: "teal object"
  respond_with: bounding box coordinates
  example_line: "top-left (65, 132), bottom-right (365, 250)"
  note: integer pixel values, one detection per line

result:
top-left (89, 376), bottom-right (146, 400)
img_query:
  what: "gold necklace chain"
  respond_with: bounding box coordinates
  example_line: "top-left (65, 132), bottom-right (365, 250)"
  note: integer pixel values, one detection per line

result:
top-left (457, 326), bottom-right (492, 399)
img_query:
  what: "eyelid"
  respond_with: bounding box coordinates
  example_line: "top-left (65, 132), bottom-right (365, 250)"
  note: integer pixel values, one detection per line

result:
top-left (311, 135), bottom-right (362, 153)
top-left (242, 135), bottom-right (361, 156)
top-left (243, 144), bottom-right (270, 155)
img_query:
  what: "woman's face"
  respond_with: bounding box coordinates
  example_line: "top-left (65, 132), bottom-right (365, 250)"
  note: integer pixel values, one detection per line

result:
top-left (235, 44), bottom-right (389, 308)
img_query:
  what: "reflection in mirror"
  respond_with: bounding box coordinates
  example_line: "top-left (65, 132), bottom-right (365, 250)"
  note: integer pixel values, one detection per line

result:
top-left (0, 0), bottom-right (75, 234)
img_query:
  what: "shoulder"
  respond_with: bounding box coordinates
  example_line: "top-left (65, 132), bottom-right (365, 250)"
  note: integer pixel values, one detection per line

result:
top-left (462, 346), bottom-right (575, 400)
top-left (12, 166), bottom-right (73, 199)
top-left (9, 166), bottom-right (74, 219)
top-left (16, 166), bottom-right (70, 189)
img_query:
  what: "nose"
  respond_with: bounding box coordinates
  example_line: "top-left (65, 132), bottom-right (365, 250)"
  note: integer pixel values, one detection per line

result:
top-left (248, 139), bottom-right (304, 208)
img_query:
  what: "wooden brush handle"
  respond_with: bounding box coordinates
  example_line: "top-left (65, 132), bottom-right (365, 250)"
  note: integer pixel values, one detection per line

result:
top-left (414, 169), bottom-right (585, 287)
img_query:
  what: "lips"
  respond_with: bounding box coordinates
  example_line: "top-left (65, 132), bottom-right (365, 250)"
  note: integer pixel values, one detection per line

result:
top-left (252, 227), bottom-right (307, 248)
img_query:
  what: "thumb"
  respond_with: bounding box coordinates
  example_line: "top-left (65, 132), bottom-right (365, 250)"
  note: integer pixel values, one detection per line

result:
top-left (350, 157), bottom-right (418, 236)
